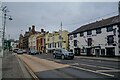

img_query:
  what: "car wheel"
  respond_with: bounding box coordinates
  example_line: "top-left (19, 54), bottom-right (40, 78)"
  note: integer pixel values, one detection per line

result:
top-left (61, 55), bottom-right (65, 60)
top-left (71, 57), bottom-right (74, 60)
top-left (53, 54), bottom-right (56, 58)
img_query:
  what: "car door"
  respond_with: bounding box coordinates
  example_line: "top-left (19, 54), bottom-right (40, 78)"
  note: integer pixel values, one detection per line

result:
top-left (57, 49), bottom-right (62, 57)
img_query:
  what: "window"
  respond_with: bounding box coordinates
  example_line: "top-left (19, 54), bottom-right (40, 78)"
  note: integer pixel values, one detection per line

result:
top-left (88, 38), bottom-right (92, 46)
top-left (74, 34), bottom-right (77, 38)
top-left (55, 43), bottom-right (56, 48)
top-left (58, 42), bottom-right (62, 48)
top-left (107, 35), bottom-right (114, 45)
top-left (81, 47), bottom-right (85, 53)
top-left (87, 30), bottom-right (92, 35)
top-left (80, 32), bottom-right (84, 37)
top-left (49, 43), bottom-right (51, 48)
top-left (52, 43), bottom-right (54, 47)
top-left (59, 36), bottom-right (62, 39)
top-left (47, 38), bottom-right (49, 41)
top-left (106, 26), bottom-right (113, 32)
top-left (96, 28), bottom-right (101, 34)
top-left (63, 41), bottom-right (66, 43)
top-left (74, 40), bottom-right (77, 47)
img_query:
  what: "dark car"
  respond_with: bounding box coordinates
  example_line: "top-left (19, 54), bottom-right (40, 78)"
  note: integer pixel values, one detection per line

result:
top-left (53, 49), bottom-right (74, 60)
top-left (13, 48), bottom-right (19, 53)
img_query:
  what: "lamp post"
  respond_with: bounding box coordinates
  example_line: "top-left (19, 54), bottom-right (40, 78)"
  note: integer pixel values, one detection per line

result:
top-left (1, 6), bottom-right (12, 57)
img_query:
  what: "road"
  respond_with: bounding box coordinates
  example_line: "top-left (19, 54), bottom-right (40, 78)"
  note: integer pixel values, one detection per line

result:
top-left (17, 53), bottom-right (120, 79)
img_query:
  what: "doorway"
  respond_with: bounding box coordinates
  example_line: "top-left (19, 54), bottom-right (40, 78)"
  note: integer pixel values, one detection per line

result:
top-left (86, 48), bottom-right (92, 56)
top-left (74, 48), bottom-right (80, 56)
top-left (95, 49), bottom-right (100, 57)
top-left (106, 47), bottom-right (115, 56)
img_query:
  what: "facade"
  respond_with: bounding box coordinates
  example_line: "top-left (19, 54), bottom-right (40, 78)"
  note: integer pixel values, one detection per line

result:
top-left (29, 29), bottom-right (46, 53)
top-left (11, 40), bottom-right (19, 50)
top-left (69, 15), bottom-right (120, 56)
top-left (19, 25), bottom-right (39, 50)
top-left (19, 34), bottom-right (24, 49)
top-left (36, 31), bottom-right (45, 53)
top-left (29, 33), bottom-right (40, 51)
top-left (46, 30), bottom-right (69, 53)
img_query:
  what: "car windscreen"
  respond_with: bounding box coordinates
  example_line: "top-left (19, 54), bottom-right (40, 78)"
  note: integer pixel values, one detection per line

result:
top-left (62, 49), bottom-right (68, 53)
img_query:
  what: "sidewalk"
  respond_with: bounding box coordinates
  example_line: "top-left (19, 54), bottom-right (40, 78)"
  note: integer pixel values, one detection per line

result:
top-left (75, 56), bottom-right (120, 62)
top-left (2, 51), bottom-right (32, 79)
top-left (0, 58), bottom-right (2, 80)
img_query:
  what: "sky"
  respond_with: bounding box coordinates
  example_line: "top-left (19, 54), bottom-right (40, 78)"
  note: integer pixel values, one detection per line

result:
top-left (2, 2), bottom-right (119, 40)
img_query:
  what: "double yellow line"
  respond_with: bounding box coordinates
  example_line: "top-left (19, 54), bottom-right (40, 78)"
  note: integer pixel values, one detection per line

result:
top-left (16, 55), bottom-right (39, 80)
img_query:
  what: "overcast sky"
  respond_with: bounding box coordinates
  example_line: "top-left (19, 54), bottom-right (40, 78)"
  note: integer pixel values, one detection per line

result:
top-left (2, 2), bottom-right (118, 40)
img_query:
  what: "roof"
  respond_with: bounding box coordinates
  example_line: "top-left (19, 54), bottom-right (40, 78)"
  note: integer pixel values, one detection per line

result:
top-left (69, 15), bottom-right (119, 35)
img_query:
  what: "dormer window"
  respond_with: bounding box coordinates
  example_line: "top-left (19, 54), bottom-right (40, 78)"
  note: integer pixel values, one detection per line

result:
top-left (87, 30), bottom-right (92, 35)
top-left (106, 26), bottom-right (113, 32)
top-left (80, 32), bottom-right (84, 37)
top-left (96, 28), bottom-right (101, 34)
top-left (74, 34), bottom-right (77, 38)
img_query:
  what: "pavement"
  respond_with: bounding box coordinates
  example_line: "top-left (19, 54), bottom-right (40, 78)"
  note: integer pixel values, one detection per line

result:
top-left (0, 58), bottom-right (2, 80)
top-left (2, 50), bottom-right (32, 79)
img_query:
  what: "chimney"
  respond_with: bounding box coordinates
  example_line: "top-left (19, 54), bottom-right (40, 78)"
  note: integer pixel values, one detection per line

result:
top-left (29, 27), bottom-right (31, 31)
top-left (32, 25), bottom-right (35, 33)
top-left (41, 29), bottom-right (44, 32)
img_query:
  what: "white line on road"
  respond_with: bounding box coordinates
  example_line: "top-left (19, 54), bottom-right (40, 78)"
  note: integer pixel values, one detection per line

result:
top-left (71, 66), bottom-right (114, 77)
top-left (80, 63), bottom-right (114, 70)
top-left (96, 70), bottom-right (120, 72)
top-left (70, 63), bottom-right (114, 70)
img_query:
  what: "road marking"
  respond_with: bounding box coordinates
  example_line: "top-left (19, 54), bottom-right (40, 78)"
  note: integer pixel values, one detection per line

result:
top-left (71, 66), bottom-right (114, 77)
top-left (96, 70), bottom-right (120, 72)
top-left (70, 63), bottom-right (114, 70)
top-left (17, 55), bottom-right (39, 80)
top-left (80, 63), bottom-right (114, 70)
top-left (71, 63), bottom-right (79, 66)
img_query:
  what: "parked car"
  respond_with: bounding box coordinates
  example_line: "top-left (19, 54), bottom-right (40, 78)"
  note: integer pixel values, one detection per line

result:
top-left (17, 49), bottom-right (23, 54)
top-left (22, 49), bottom-right (27, 53)
top-left (13, 48), bottom-right (19, 53)
top-left (53, 49), bottom-right (74, 60)
top-left (29, 50), bottom-right (38, 55)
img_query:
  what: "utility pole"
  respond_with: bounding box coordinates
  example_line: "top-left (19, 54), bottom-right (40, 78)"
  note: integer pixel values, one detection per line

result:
top-left (2, 6), bottom-right (7, 56)
top-left (60, 21), bottom-right (62, 49)
top-left (118, 1), bottom-right (120, 53)
top-left (118, 1), bottom-right (120, 21)
top-left (0, 2), bottom-right (3, 57)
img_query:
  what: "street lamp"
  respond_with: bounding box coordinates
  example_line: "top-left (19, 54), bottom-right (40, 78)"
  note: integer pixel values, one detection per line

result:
top-left (1, 6), bottom-right (12, 56)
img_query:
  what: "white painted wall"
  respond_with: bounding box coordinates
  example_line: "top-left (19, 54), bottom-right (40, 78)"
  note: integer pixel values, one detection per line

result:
top-left (69, 25), bottom-right (120, 56)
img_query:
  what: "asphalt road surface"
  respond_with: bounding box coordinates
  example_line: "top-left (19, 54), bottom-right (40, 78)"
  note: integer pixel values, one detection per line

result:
top-left (18, 54), bottom-right (120, 80)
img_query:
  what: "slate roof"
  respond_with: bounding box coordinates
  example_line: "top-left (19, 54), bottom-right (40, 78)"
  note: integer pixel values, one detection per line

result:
top-left (69, 15), bottom-right (119, 35)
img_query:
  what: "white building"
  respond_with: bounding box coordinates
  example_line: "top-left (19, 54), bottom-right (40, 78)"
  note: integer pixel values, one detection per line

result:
top-left (28, 33), bottom-right (40, 50)
top-left (69, 15), bottom-right (120, 57)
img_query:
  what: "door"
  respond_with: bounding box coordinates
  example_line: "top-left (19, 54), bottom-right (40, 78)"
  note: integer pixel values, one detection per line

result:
top-left (86, 48), bottom-right (92, 56)
top-left (95, 49), bottom-right (100, 57)
top-left (74, 48), bottom-right (80, 56)
top-left (106, 47), bottom-right (115, 56)
top-left (56, 49), bottom-right (62, 57)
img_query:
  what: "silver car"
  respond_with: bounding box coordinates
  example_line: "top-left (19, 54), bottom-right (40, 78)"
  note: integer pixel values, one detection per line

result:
top-left (17, 49), bottom-right (23, 54)
top-left (53, 49), bottom-right (74, 60)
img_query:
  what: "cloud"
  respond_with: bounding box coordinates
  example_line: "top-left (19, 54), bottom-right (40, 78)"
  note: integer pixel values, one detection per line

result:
top-left (2, 2), bottom-right (118, 40)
